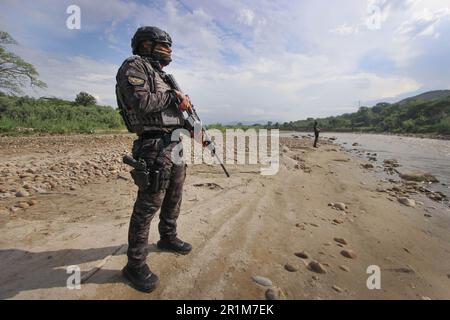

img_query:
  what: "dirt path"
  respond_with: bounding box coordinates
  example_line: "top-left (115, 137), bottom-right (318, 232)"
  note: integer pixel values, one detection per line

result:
top-left (1, 134), bottom-right (449, 299)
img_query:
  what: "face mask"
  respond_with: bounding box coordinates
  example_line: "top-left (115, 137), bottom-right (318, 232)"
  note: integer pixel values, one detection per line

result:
top-left (152, 43), bottom-right (172, 66)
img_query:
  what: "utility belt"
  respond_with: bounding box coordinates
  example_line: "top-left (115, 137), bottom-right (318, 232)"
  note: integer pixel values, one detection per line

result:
top-left (124, 131), bottom-right (175, 193)
top-left (139, 130), bottom-right (176, 146)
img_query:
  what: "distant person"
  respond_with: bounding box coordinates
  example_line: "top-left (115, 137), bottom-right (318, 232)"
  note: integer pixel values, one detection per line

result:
top-left (313, 121), bottom-right (320, 148)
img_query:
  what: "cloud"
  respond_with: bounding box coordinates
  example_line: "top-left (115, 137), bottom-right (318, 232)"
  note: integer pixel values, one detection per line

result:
top-left (237, 8), bottom-right (255, 26)
top-left (330, 23), bottom-right (361, 35)
top-left (11, 45), bottom-right (118, 106)
top-left (396, 7), bottom-right (450, 39)
top-left (1, 0), bottom-right (449, 124)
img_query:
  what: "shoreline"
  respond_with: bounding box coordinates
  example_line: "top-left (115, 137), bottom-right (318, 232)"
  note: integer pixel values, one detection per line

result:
top-left (281, 130), bottom-right (450, 141)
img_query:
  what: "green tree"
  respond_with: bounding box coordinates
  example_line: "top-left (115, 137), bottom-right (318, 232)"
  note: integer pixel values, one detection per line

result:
top-left (0, 31), bottom-right (47, 95)
top-left (75, 91), bottom-right (97, 106)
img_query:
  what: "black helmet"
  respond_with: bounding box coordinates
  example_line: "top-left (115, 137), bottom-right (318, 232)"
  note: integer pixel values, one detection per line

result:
top-left (131, 26), bottom-right (172, 55)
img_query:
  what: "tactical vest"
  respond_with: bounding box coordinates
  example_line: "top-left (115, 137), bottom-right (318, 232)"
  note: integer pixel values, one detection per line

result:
top-left (116, 56), bottom-right (184, 135)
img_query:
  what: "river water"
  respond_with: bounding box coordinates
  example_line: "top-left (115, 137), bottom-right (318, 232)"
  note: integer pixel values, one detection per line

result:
top-left (281, 131), bottom-right (450, 199)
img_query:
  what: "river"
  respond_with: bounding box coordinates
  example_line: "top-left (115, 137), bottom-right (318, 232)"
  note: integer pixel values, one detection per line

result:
top-left (282, 131), bottom-right (450, 199)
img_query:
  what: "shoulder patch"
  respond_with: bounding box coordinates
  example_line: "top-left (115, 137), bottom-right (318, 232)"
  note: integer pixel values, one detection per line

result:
top-left (128, 76), bottom-right (145, 86)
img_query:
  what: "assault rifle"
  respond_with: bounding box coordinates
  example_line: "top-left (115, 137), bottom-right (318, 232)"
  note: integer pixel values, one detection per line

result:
top-left (165, 74), bottom-right (230, 178)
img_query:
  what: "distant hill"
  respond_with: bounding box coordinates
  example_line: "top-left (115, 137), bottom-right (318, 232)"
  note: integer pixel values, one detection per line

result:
top-left (270, 90), bottom-right (450, 135)
top-left (398, 90), bottom-right (450, 105)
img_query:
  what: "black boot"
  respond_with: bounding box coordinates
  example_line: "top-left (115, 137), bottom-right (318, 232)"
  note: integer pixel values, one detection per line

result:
top-left (122, 263), bottom-right (159, 293)
top-left (157, 237), bottom-right (192, 255)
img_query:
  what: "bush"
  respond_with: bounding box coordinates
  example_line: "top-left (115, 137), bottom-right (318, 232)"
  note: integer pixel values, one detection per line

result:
top-left (0, 95), bottom-right (125, 134)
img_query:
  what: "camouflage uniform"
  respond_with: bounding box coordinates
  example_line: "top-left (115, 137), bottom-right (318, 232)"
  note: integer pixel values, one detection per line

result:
top-left (116, 56), bottom-right (186, 268)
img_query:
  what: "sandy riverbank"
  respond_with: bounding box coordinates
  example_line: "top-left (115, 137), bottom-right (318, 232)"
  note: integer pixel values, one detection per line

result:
top-left (0, 134), bottom-right (449, 299)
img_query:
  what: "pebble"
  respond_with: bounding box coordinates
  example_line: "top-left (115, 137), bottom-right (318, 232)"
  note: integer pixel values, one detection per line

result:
top-left (15, 190), bottom-right (30, 197)
top-left (308, 261), bottom-right (327, 274)
top-left (265, 289), bottom-right (277, 300)
top-left (0, 192), bottom-right (13, 199)
top-left (332, 285), bottom-right (343, 293)
top-left (284, 263), bottom-right (298, 272)
top-left (334, 238), bottom-right (348, 245)
top-left (295, 251), bottom-right (309, 259)
top-left (339, 265), bottom-right (350, 272)
top-left (28, 199), bottom-right (38, 206)
top-left (265, 288), bottom-right (285, 300)
top-left (341, 249), bottom-right (357, 259)
top-left (331, 202), bottom-right (347, 211)
top-left (333, 218), bottom-right (344, 224)
top-left (295, 223), bottom-right (305, 230)
top-left (17, 202), bottom-right (29, 209)
top-left (252, 276), bottom-right (273, 287)
top-left (398, 197), bottom-right (416, 207)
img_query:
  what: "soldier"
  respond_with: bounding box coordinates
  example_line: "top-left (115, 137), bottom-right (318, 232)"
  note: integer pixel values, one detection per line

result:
top-left (313, 120), bottom-right (320, 148)
top-left (116, 26), bottom-right (193, 293)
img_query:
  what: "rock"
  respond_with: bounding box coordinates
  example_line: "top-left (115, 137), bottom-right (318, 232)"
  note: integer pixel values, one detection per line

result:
top-left (384, 159), bottom-right (399, 167)
top-left (421, 296), bottom-right (432, 300)
top-left (352, 143), bottom-right (359, 146)
top-left (28, 199), bottom-right (38, 206)
top-left (332, 285), bottom-right (343, 293)
top-left (341, 249), bottom-right (357, 259)
top-left (399, 171), bottom-right (439, 183)
top-left (265, 288), bottom-right (285, 300)
top-left (0, 192), bottom-right (13, 199)
top-left (265, 289), bottom-right (277, 300)
top-left (295, 223), bottom-right (305, 230)
top-left (284, 263), bottom-right (298, 272)
top-left (17, 202), bottom-right (30, 209)
top-left (331, 202), bottom-right (347, 211)
top-left (15, 190), bottom-right (30, 197)
top-left (339, 265), bottom-right (350, 272)
top-left (447, 274), bottom-right (450, 280)
top-left (295, 251), bottom-right (309, 259)
top-left (334, 238), bottom-right (348, 245)
top-left (362, 163), bottom-right (374, 169)
top-left (389, 267), bottom-right (415, 274)
top-left (252, 276), bottom-right (273, 287)
top-left (69, 185), bottom-right (78, 191)
top-left (308, 261), bottom-right (327, 274)
top-left (424, 213), bottom-right (432, 218)
top-left (333, 218), bottom-right (344, 224)
top-left (398, 197), bottom-right (416, 207)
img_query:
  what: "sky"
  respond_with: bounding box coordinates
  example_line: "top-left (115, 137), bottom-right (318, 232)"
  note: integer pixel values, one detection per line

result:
top-left (1, 0), bottom-right (449, 124)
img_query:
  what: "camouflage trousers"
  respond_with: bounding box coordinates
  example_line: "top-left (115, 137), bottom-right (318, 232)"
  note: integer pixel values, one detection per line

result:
top-left (127, 136), bottom-right (186, 268)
